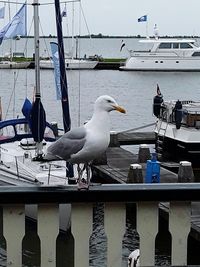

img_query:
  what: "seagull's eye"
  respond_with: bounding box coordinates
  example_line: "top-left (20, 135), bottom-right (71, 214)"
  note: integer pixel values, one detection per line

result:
top-left (107, 99), bottom-right (112, 103)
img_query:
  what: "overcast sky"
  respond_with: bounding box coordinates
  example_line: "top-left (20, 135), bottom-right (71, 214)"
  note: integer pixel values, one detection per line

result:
top-left (1, 0), bottom-right (200, 37)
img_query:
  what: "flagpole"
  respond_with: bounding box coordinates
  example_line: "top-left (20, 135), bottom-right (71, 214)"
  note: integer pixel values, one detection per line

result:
top-left (146, 16), bottom-right (149, 38)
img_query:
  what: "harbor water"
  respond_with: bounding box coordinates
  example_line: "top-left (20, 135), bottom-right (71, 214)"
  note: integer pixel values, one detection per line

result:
top-left (1, 37), bottom-right (200, 266)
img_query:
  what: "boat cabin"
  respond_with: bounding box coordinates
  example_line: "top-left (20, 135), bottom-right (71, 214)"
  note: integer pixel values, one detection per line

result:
top-left (131, 39), bottom-right (200, 57)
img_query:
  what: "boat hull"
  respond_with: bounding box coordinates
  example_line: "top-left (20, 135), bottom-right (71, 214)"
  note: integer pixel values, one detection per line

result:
top-left (40, 59), bottom-right (98, 70)
top-left (0, 61), bottom-right (30, 69)
top-left (120, 57), bottom-right (200, 71)
top-left (155, 121), bottom-right (200, 167)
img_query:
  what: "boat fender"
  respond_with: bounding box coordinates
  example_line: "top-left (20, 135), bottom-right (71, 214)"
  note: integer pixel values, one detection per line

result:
top-left (153, 95), bottom-right (163, 117)
top-left (174, 100), bottom-right (182, 129)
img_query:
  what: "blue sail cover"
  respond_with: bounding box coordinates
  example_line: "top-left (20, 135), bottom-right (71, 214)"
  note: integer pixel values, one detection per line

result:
top-left (22, 98), bottom-right (32, 119)
top-left (29, 97), bottom-right (46, 143)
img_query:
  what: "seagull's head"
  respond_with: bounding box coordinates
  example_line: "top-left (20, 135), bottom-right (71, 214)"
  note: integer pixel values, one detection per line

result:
top-left (128, 249), bottom-right (140, 267)
top-left (95, 95), bottom-right (126, 113)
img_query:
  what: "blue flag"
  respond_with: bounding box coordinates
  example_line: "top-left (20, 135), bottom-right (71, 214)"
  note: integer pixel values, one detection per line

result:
top-left (138, 15), bottom-right (147, 22)
top-left (0, 4), bottom-right (27, 44)
top-left (61, 6), bottom-right (67, 18)
top-left (0, 7), bottom-right (5, 19)
top-left (50, 42), bottom-right (62, 100)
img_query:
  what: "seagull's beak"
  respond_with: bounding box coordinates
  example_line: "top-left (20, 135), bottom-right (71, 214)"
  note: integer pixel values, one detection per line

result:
top-left (113, 105), bottom-right (126, 113)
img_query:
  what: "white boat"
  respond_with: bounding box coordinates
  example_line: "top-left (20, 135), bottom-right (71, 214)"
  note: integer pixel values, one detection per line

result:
top-left (40, 57), bottom-right (98, 70)
top-left (154, 97), bottom-right (200, 167)
top-left (120, 38), bottom-right (200, 71)
top-left (0, 60), bottom-right (30, 69)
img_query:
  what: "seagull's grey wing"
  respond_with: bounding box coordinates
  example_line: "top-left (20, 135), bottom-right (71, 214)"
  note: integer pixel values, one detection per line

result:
top-left (45, 126), bottom-right (87, 161)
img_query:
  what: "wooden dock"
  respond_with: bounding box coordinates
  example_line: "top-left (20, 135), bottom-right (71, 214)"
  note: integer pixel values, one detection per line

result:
top-left (92, 146), bottom-right (177, 184)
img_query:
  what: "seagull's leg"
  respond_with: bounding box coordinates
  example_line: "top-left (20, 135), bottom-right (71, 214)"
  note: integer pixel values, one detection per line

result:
top-left (77, 164), bottom-right (82, 183)
top-left (86, 163), bottom-right (92, 187)
top-left (77, 163), bottom-right (90, 190)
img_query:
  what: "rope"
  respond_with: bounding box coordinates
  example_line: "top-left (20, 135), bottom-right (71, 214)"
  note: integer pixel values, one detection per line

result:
top-left (119, 122), bottom-right (156, 134)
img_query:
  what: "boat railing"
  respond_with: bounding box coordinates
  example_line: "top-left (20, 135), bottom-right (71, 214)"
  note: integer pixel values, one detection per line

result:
top-left (0, 183), bottom-right (199, 266)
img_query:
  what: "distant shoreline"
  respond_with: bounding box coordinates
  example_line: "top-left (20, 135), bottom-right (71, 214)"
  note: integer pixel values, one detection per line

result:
top-left (22, 35), bottom-right (200, 39)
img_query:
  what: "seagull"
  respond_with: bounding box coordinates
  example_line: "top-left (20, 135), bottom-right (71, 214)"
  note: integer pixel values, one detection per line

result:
top-left (44, 95), bottom-right (126, 188)
top-left (128, 249), bottom-right (140, 267)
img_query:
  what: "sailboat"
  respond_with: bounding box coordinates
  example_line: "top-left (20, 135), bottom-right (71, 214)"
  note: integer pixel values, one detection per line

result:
top-left (0, 3), bottom-right (30, 69)
top-left (40, 1), bottom-right (98, 70)
top-left (0, 1), bottom-right (72, 231)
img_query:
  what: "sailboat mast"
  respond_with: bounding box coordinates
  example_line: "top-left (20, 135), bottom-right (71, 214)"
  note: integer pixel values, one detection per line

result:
top-left (30, 0), bottom-right (46, 159)
top-left (8, 0), bottom-right (13, 61)
top-left (54, 0), bottom-right (73, 178)
top-left (33, 0), bottom-right (40, 97)
top-left (54, 0), bottom-right (71, 133)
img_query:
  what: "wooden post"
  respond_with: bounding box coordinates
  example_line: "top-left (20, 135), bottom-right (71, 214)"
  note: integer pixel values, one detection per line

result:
top-left (109, 131), bottom-right (120, 147)
top-left (127, 163), bottom-right (143, 183)
top-left (104, 203), bottom-right (125, 267)
top-left (178, 161), bottom-right (194, 182)
top-left (71, 203), bottom-right (93, 267)
top-left (138, 144), bottom-right (151, 163)
top-left (3, 204), bottom-right (25, 267)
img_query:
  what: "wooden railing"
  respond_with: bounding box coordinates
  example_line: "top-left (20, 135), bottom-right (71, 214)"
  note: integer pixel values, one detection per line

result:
top-left (0, 183), bottom-right (200, 267)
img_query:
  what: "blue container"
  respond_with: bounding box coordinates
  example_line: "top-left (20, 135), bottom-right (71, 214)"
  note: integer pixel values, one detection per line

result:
top-left (145, 154), bottom-right (160, 183)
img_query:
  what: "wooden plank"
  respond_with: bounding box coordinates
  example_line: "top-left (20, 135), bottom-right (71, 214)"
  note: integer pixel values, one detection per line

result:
top-left (117, 131), bottom-right (156, 145)
top-left (104, 203), bottom-right (125, 267)
top-left (93, 147), bottom-right (177, 184)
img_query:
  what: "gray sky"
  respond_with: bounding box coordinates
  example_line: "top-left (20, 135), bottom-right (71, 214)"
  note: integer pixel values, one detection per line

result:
top-left (1, 0), bottom-right (200, 36)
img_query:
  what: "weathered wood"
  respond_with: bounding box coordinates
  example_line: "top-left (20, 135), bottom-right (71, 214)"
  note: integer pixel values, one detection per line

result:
top-left (169, 202), bottom-right (191, 265)
top-left (3, 204), bottom-right (25, 267)
top-left (117, 131), bottom-right (156, 145)
top-left (178, 161), bottom-right (194, 183)
top-left (104, 203), bottom-right (126, 267)
top-left (137, 202), bottom-right (158, 266)
top-left (93, 147), bottom-right (178, 184)
top-left (71, 203), bottom-right (93, 267)
top-left (38, 204), bottom-right (59, 267)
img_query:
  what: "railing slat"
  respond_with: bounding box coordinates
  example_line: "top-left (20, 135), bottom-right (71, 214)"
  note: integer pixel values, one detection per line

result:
top-left (3, 204), bottom-right (25, 267)
top-left (169, 201), bottom-right (191, 265)
top-left (71, 203), bottom-right (93, 267)
top-left (104, 203), bottom-right (126, 267)
top-left (137, 202), bottom-right (158, 266)
top-left (38, 204), bottom-right (59, 267)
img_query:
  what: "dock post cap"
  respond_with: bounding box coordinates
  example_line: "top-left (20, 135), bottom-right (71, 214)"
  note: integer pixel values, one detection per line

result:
top-left (130, 164), bottom-right (142, 169)
top-left (139, 144), bottom-right (148, 148)
top-left (110, 130), bottom-right (117, 134)
top-left (179, 161), bottom-right (192, 166)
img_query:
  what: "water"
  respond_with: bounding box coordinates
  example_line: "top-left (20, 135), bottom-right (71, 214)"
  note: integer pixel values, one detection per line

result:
top-left (1, 38), bottom-right (200, 266)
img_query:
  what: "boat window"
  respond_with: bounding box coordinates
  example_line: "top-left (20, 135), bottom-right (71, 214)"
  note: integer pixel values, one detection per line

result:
top-left (192, 52), bottom-right (200, 57)
top-left (159, 43), bottom-right (172, 49)
top-left (180, 43), bottom-right (192, 49)
top-left (172, 43), bottom-right (179, 49)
